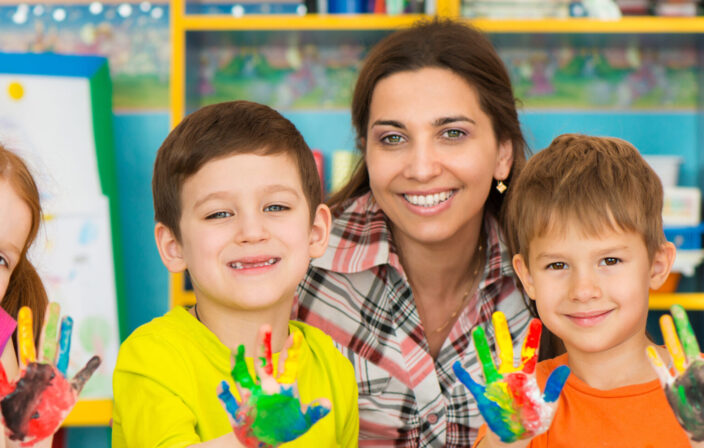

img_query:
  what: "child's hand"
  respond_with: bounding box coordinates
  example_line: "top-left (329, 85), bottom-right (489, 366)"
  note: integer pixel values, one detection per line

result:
top-left (217, 325), bottom-right (331, 448)
top-left (647, 304), bottom-right (704, 442)
top-left (453, 312), bottom-right (570, 444)
top-left (0, 303), bottom-right (100, 446)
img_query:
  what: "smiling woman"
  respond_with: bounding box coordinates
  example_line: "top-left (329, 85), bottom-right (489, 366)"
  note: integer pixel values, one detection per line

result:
top-left (295, 19), bottom-right (537, 447)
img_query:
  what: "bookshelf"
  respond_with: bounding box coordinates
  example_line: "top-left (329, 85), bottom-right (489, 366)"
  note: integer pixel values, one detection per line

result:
top-left (168, 4), bottom-right (704, 310)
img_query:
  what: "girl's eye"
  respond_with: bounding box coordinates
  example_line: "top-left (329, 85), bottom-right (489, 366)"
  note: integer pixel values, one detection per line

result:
top-left (264, 204), bottom-right (288, 212)
top-left (0, 256), bottom-right (6, 268)
top-left (206, 211), bottom-right (232, 220)
top-left (601, 257), bottom-right (621, 266)
top-left (381, 134), bottom-right (405, 145)
top-left (547, 262), bottom-right (567, 270)
top-left (443, 129), bottom-right (465, 139)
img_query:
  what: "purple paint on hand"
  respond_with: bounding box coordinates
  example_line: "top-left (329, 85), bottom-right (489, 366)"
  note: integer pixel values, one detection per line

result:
top-left (0, 308), bottom-right (17, 354)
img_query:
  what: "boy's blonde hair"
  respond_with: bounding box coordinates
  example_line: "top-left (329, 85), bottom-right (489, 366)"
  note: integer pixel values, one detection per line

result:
top-left (505, 133), bottom-right (666, 264)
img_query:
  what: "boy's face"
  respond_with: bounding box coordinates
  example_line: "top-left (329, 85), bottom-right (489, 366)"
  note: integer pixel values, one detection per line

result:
top-left (155, 152), bottom-right (330, 312)
top-left (513, 223), bottom-right (675, 357)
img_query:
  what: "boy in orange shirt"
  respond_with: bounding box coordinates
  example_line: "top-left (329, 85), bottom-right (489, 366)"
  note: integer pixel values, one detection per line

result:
top-left (462, 134), bottom-right (701, 447)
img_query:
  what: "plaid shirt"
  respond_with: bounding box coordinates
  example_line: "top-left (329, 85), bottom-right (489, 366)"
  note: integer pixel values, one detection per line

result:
top-left (295, 193), bottom-right (532, 447)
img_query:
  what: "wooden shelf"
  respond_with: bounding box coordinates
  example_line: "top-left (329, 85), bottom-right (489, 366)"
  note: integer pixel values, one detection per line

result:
top-left (467, 16), bottom-right (704, 33)
top-left (649, 293), bottom-right (704, 310)
top-left (61, 399), bottom-right (112, 427)
top-left (176, 15), bottom-right (704, 33)
top-left (181, 13), bottom-right (428, 31)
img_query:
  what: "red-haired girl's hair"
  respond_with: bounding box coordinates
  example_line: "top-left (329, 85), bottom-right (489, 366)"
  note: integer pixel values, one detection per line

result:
top-left (0, 144), bottom-right (47, 348)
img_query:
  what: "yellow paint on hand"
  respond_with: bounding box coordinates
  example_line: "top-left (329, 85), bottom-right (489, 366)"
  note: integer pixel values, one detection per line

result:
top-left (18, 306), bottom-right (36, 365)
top-left (661, 314), bottom-right (686, 373)
top-left (493, 311), bottom-right (515, 374)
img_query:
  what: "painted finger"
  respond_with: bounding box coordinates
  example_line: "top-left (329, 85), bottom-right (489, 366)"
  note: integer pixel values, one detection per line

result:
top-left (38, 303), bottom-right (61, 364)
top-left (543, 365), bottom-right (570, 403)
top-left (0, 359), bottom-right (13, 396)
top-left (70, 355), bottom-right (101, 394)
top-left (646, 345), bottom-right (674, 386)
top-left (257, 324), bottom-right (274, 377)
top-left (278, 331), bottom-right (303, 385)
top-left (0, 308), bottom-right (17, 355)
top-left (473, 326), bottom-right (501, 383)
top-left (453, 361), bottom-right (489, 400)
top-left (302, 398), bottom-right (331, 426)
top-left (18, 306), bottom-right (35, 366)
top-left (520, 319), bottom-right (542, 374)
top-left (56, 316), bottom-right (73, 377)
top-left (232, 345), bottom-right (256, 390)
top-left (217, 381), bottom-right (241, 425)
top-left (661, 314), bottom-right (687, 374)
top-left (492, 312), bottom-right (515, 374)
top-left (671, 305), bottom-right (701, 364)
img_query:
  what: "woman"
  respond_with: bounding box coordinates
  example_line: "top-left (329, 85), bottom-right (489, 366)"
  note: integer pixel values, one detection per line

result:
top-left (296, 19), bottom-right (533, 447)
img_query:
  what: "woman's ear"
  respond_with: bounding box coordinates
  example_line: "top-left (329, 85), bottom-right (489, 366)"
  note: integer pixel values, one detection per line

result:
top-left (513, 254), bottom-right (536, 300)
top-left (154, 222), bottom-right (187, 273)
top-left (494, 139), bottom-right (514, 182)
top-left (309, 204), bottom-right (332, 259)
top-left (649, 241), bottom-right (677, 290)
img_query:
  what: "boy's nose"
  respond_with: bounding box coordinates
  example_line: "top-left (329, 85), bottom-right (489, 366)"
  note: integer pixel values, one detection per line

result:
top-left (234, 213), bottom-right (269, 244)
top-left (402, 142), bottom-right (442, 182)
top-left (569, 270), bottom-right (601, 302)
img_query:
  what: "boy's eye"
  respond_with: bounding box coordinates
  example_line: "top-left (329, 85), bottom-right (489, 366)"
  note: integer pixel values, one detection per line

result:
top-left (381, 134), bottom-right (405, 145)
top-left (443, 129), bottom-right (465, 139)
top-left (264, 204), bottom-right (288, 212)
top-left (601, 257), bottom-right (621, 266)
top-left (206, 211), bottom-right (232, 220)
top-left (546, 262), bottom-right (567, 270)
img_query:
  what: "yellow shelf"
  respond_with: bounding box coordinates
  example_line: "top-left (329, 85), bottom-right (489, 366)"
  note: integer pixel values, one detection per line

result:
top-left (649, 293), bottom-right (704, 310)
top-left (467, 16), bottom-right (704, 33)
top-left (181, 13), bottom-right (429, 31)
top-left (61, 399), bottom-right (112, 427)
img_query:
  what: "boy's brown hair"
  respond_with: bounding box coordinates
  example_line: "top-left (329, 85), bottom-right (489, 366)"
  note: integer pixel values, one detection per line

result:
top-left (152, 101), bottom-right (322, 240)
top-left (505, 133), bottom-right (666, 264)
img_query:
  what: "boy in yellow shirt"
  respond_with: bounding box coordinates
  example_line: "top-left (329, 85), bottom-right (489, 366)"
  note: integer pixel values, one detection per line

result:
top-left (112, 101), bottom-right (359, 447)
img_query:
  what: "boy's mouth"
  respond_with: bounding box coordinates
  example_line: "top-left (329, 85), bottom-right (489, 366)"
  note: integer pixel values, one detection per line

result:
top-left (566, 309), bottom-right (613, 327)
top-left (228, 257), bottom-right (280, 270)
top-left (402, 189), bottom-right (456, 208)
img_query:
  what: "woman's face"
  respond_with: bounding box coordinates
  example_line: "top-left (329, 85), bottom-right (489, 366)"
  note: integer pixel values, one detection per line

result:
top-left (365, 67), bottom-right (513, 247)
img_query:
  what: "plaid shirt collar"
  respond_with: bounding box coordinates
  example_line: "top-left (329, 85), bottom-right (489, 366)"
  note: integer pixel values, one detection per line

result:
top-left (312, 192), bottom-right (511, 290)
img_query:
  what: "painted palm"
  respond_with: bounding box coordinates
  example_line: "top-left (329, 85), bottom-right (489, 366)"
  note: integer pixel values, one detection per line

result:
top-left (0, 303), bottom-right (100, 446)
top-left (453, 312), bottom-right (570, 443)
top-left (648, 304), bottom-right (704, 441)
top-left (217, 325), bottom-right (330, 448)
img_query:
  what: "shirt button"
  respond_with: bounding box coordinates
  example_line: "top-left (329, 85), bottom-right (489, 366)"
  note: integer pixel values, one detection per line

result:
top-left (427, 413), bottom-right (439, 424)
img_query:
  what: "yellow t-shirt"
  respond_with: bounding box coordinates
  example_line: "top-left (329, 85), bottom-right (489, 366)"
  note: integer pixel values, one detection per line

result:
top-left (112, 306), bottom-right (359, 448)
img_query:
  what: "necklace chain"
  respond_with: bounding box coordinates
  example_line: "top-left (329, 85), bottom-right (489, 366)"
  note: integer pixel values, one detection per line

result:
top-left (420, 233), bottom-right (485, 335)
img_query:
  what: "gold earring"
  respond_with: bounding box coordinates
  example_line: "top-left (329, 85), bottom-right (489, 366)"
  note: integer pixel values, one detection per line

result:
top-left (496, 180), bottom-right (507, 194)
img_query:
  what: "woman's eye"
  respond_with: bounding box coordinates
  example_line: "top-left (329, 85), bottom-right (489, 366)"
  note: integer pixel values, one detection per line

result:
top-left (443, 129), bottom-right (465, 139)
top-left (206, 211), bottom-right (232, 219)
top-left (381, 134), bottom-right (405, 145)
top-left (0, 256), bottom-right (6, 268)
top-left (547, 262), bottom-right (567, 270)
top-left (601, 257), bottom-right (621, 266)
top-left (264, 204), bottom-right (288, 212)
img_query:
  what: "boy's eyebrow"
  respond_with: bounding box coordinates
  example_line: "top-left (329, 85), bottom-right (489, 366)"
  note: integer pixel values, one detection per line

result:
top-left (534, 245), bottom-right (632, 260)
top-left (192, 185), bottom-right (301, 209)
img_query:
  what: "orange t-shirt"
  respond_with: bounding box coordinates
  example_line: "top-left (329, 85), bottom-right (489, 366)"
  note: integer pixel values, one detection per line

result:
top-left (474, 353), bottom-right (691, 447)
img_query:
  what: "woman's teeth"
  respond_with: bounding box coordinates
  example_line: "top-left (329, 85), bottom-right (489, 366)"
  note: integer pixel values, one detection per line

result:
top-left (403, 190), bottom-right (454, 207)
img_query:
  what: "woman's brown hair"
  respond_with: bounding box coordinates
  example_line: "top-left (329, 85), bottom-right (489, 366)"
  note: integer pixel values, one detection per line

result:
top-left (0, 144), bottom-right (48, 349)
top-left (329, 18), bottom-right (528, 223)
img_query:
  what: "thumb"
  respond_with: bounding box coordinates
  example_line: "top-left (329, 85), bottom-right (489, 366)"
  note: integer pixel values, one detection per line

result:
top-left (70, 356), bottom-right (101, 394)
top-left (302, 398), bottom-right (331, 427)
top-left (542, 365), bottom-right (570, 403)
top-left (217, 381), bottom-right (241, 426)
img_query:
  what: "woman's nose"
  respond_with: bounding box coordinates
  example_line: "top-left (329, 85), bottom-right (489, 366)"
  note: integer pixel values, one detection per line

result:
top-left (402, 142), bottom-right (442, 182)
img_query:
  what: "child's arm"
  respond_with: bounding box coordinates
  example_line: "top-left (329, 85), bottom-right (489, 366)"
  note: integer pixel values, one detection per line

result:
top-left (454, 313), bottom-right (569, 445)
top-left (647, 305), bottom-right (704, 445)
